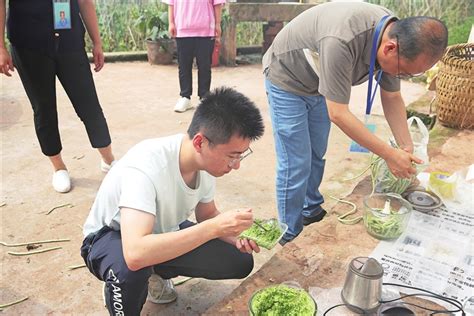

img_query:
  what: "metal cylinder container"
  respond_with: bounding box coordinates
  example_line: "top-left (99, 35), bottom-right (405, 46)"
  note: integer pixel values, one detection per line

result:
top-left (341, 257), bottom-right (384, 313)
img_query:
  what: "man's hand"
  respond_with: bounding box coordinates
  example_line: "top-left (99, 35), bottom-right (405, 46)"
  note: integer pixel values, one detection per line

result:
top-left (92, 43), bottom-right (104, 72)
top-left (236, 238), bottom-right (260, 254)
top-left (385, 147), bottom-right (423, 178)
top-left (0, 47), bottom-right (14, 76)
top-left (400, 144), bottom-right (414, 154)
top-left (210, 209), bottom-right (253, 237)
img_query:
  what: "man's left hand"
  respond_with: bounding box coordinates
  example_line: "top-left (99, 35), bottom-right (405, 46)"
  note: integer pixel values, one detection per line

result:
top-left (236, 238), bottom-right (260, 254)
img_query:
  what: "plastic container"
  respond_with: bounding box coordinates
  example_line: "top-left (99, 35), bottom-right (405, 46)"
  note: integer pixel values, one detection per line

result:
top-left (363, 193), bottom-right (412, 240)
top-left (429, 171), bottom-right (456, 199)
top-left (248, 284), bottom-right (317, 316)
top-left (240, 219), bottom-right (288, 250)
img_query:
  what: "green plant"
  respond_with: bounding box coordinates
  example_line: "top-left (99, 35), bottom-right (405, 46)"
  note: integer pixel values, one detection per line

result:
top-left (88, 1), bottom-right (276, 53)
top-left (367, 0), bottom-right (473, 46)
top-left (221, 7), bottom-right (231, 32)
top-left (86, 1), bottom-right (169, 52)
top-left (135, 8), bottom-right (170, 42)
top-left (448, 15), bottom-right (474, 45)
top-left (237, 22), bottom-right (263, 47)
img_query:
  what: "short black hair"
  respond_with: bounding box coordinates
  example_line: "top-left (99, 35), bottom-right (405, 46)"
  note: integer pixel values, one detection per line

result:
top-left (388, 16), bottom-right (448, 62)
top-left (187, 87), bottom-right (264, 144)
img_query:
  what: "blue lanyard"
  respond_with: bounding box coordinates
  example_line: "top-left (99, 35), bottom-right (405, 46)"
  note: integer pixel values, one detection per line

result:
top-left (366, 15), bottom-right (390, 116)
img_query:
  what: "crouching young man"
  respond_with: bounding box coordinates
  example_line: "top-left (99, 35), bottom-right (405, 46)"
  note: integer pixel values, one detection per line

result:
top-left (80, 87), bottom-right (264, 315)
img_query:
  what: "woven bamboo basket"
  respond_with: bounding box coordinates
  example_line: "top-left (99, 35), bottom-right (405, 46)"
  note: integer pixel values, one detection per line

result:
top-left (435, 43), bottom-right (473, 129)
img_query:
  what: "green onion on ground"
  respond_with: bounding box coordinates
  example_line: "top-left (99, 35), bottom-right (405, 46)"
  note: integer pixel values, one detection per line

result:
top-left (250, 285), bottom-right (316, 316)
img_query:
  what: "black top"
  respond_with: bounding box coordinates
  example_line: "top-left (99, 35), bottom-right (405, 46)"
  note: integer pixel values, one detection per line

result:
top-left (7, 0), bottom-right (86, 54)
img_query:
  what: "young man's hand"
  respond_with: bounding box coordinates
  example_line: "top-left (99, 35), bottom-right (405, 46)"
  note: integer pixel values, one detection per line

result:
top-left (236, 238), bottom-right (260, 254)
top-left (211, 209), bottom-right (253, 237)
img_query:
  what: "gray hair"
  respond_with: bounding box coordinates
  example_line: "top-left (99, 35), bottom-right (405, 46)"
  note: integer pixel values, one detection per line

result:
top-left (388, 17), bottom-right (448, 62)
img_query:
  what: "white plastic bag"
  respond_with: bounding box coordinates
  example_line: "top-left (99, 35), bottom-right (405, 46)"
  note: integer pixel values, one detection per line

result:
top-left (407, 116), bottom-right (429, 172)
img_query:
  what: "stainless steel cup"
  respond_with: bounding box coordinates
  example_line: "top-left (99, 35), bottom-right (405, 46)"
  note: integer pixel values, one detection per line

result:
top-left (341, 257), bottom-right (384, 313)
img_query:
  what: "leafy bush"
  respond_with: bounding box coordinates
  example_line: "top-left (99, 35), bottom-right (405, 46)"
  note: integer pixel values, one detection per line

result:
top-left (88, 1), bottom-right (263, 52)
top-left (237, 22), bottom-right (263, 47)
top-left (367, 0), bottom-right (473, 45)
top-left (448, 16), bottom-right (474, 45)
top-left (86, 0), bottom-right (167, 52)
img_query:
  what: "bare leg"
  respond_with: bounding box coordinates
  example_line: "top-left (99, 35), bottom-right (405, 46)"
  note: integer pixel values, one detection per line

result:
top-left (49, 153), bottom-right (67, 171)
top-left (98, 145), bottom-right (115, 165)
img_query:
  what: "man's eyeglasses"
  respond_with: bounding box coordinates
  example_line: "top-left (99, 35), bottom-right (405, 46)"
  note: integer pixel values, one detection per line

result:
top-left (204, 135), bottom-right (253, 168)
top-left (228, 147), bottom-right (253, 168)
top-left (396, 35), bottom-right (424, 80)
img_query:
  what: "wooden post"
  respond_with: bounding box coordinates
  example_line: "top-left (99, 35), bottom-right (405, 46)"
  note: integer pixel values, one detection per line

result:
top-left (221, 19), bottom-right (237, 66)
top-left (220, 3), bottom-right (319, 66)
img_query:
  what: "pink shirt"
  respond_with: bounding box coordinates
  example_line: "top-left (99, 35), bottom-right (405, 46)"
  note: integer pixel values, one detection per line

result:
top-left (164, 0), bottom-right (226, 38)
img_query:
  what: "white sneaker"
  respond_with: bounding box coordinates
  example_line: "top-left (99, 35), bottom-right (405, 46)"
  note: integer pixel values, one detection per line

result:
top-left (174, 97), bottom-right (192, 113)
top-left (100, 160), bottom-right (116, 173)
top-left (147, 274), bottom-right (177, 304)
top-left (52, 169), bottom-right (71, 193)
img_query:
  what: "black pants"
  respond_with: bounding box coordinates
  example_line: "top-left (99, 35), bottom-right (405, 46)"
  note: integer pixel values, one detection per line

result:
top-left (11, 46), bottom-right (111, 156)
top-left (81, 221), bottom-right (253, 316)
top-left (176, 37), bottom-right (214, 99)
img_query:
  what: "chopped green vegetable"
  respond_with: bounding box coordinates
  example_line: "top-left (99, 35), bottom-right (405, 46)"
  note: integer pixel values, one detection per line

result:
top-left (250, 285), bottom-right (316, 316)
top-left (240, 219), bottom-right (282, 249)
top-left (364, 207), bottom-right (408, 240)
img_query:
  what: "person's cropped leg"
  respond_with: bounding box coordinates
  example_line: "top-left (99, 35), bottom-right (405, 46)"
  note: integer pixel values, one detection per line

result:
top-left (302, 95), bottom-right (331, 219)
top-left (176, 38), bottom-right (195, 98)
top-left (195, 37), bottom-right (214, 99)
top-left (10, 46), bottom-right (62, 156)
top-left (98, 145), bottom-right (115, 168)
top-left (265, 79), bottom-right (312, 242)
top-left (81, 228), bottom-right (151, 316)
top-left (56, 50), bottom-right (111, 150)
top-left (153, 221), bottom-right (253, 280)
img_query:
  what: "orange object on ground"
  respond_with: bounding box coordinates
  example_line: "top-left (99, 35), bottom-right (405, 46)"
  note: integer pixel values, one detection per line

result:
top-left (212, 41), bottom-right (220, 67)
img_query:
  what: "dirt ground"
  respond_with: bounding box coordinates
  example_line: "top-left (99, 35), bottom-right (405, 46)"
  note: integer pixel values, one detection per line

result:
top-left (1, 61), bottom-right (440, 315)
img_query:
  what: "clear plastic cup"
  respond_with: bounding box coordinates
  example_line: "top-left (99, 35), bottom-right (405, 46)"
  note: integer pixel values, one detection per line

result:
top-left (363, 193), bottom-right (412, 240)
top-left (240, 219), bottom-right (288, 250)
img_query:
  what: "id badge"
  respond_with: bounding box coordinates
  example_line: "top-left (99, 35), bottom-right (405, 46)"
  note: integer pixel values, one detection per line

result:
top-left (53, 0), bottom-right (72, 30)
top-left (349, 115), bottom-right (376, 153)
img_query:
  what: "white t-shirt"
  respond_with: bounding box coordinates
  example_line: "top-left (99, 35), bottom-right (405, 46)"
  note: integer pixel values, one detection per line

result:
top-left (83, 134), bottom-right (216, 236)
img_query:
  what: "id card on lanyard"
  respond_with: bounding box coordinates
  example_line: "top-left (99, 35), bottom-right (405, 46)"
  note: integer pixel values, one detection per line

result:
top-left (53, 0), bottom-right (72, 30)
top-left (349, 15), bottom-right (390, 153)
